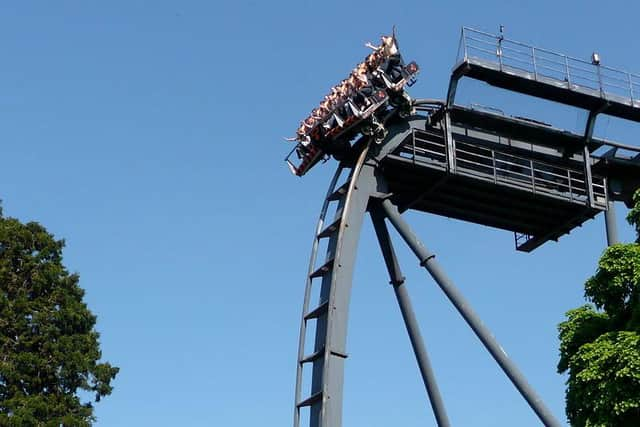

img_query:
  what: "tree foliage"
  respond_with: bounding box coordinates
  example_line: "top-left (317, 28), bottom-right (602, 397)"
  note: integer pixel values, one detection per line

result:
top-left (628, 190), bottom-right (640, 243)
top-left (0, 209), bottom-right (118, 425)
top-left (558, 189), bottom-right (640, 426)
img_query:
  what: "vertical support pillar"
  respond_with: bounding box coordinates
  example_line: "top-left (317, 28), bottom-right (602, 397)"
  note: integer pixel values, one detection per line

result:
top-left (582, 110), bottom-right (598, 208)
top-left (604, 177), bottom-right (619, 246)
top-left (444, 65), bottom-right (461, 175)
top-left (444, 110), bottom-right (456, 174)
top-left (446, 78), bottom-right (459, 108)
top-left (379, 199), bottom-right (561, 427)
top-left (370, 206), bottom-right (451, 427)
top-left (583, 145), bottom-right (595, 208)
top-left (605, 198), bottom-right (619, 246)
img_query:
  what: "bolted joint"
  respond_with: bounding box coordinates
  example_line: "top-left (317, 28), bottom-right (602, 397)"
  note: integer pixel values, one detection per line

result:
top-left (419, 254), bottom-right (435, 267)
top-left (389, 276), bottom-right (406, 286)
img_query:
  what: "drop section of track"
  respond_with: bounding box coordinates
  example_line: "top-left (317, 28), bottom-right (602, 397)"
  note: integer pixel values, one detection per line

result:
top-left (293, 143), bottom-right (376, 427)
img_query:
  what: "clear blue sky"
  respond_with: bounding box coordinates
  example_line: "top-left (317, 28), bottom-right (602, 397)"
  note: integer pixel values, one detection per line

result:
top-left (1, 1), bottom-right (638, 426)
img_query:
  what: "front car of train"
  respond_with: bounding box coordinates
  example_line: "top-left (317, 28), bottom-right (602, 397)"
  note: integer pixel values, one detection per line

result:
top-left (285, 31), bottom-right (419, 177)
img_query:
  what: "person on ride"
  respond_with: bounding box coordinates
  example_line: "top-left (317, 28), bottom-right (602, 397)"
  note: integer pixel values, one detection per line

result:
top-left (319, 86), bottom-right (342, 132)
top-left (380, 35), bottom-right (404, 84)
top-left (319, 99), bottom-right (331, 118)
top-left (303, 116), bottom-right (316, 134)
top-left (365, 48), bottom-right (382, 71)
top-left (330, 85), bottom-right (342, 108)
top-left (328, 79), bottom-right (351, 124)
top-left (296, 122), bottom-right (306, 138)
top-left (311, 107), bottom-right (325, 123)
top-left (352, 63), bottom-right (375, 110)
top-left (295, 121), bottom-right (311, 147)
top-left (368, 44), bottom-right (395, 90)
top-left (381, 35), bottom-right (399, 57)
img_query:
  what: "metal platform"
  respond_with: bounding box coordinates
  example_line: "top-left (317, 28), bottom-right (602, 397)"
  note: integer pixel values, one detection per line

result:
top-left (381, 117), bottom-right (607, 251)
top-left (449, 27), bottom-right (640, 122)
top-left (442, 104), bottom-right (640, 207)
top-left (438, 27), bottom-right (640, 249)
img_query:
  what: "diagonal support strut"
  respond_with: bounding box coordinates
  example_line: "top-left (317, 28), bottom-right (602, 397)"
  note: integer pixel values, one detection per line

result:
top-left (370, 205), bottom-right (451, 427)
top-left (379, 198), bottom-right (561, 427)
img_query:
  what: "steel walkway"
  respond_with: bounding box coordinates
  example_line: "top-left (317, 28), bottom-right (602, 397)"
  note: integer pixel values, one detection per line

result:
top-left (450, 27), bottom-right (640, 122)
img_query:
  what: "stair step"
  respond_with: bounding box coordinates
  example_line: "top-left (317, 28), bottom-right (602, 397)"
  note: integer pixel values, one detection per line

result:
top-left (318, 218), bottom-right (342, 239)
top-left (310, 258), bottom-right (335, 279)
top-left (297, 391), bottom-right (323, 408)
top-left (300, 346), bottom-right (325, 364)
top-left (304, 301), bottom-right (329, 320)
top-left (328, 182), bottom-right (350, 201)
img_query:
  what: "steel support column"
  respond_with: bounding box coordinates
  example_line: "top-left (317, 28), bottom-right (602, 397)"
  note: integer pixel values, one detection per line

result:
top-left (444, 110), bottom-right (456, 173)
top-left (379, 198), bottom-right (561, 427)
top-left (583, 144), bottom-right (595, 208)
top-left (370, 205), bottom-right (451, 427)
top-left (605, 199), bottom-right (619, 246)
top-left (582, 108), bottom-right (607, 208)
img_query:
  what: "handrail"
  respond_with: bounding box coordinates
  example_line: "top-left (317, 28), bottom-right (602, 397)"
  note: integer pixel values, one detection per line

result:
top-left (450, 100), bottom-right (640, 157)
top-left (457, 27), bottom-right (640, 103)
top-left (403, 128), bottom-right (608, 207)
top-left (460, 27), bottom-right (635, 74)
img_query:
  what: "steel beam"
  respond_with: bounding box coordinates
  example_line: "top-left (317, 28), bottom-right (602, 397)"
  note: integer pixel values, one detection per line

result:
top-left (444, 110), bottom-right (456, 173)
top-left (379, 198), bottom-right (561, 427)
top-left (370, 206), bottom-right (451, 427)
top-left (583, 145), bottom-right (595, 208)
top-left (605, 200), bottom-right (619, 246)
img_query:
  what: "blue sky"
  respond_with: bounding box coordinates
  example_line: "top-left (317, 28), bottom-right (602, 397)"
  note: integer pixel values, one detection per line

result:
top-left (1, 1), bottom-right (639, 426)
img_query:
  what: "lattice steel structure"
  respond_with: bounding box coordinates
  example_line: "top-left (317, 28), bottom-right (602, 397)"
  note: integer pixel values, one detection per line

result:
top-left (290, 28), bottom-right (640, 427)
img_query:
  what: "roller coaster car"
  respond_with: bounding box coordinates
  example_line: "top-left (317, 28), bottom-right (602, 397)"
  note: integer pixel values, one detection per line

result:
top-left (286, 61), bottom-right (420, 177)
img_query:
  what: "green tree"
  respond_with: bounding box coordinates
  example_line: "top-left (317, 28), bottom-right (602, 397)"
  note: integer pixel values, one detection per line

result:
top-left (628, 190), bottom-right (640, 243)
top-left (558, 189), bottom-right (640, 426)
top-left (0, 208), bottom-right (118, 426)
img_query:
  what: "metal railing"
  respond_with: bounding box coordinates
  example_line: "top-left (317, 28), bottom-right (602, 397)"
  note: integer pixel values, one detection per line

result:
top-left (457, 27), bottom-right (640, 103)
top-left (514, 232), bottom-right (533, 248)
top-left (396, 128), bottom-right (607, 208)
top-left (454, 139), bottom-right (607, 208)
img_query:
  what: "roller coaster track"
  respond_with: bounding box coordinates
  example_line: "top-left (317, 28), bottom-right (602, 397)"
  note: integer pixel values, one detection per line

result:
top-left (294, 118), bottom-right (448, 427)
top-left (293, 117), bottom-right (563, 427)
top-left (293, 139), bottom-right (374, 427)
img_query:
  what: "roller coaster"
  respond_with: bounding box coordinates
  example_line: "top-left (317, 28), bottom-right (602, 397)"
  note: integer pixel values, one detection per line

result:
top-left (287, 28), bottom-right (640, 427)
